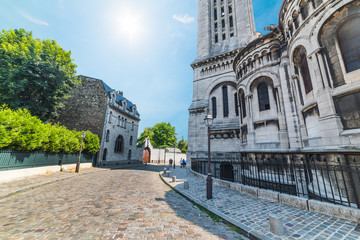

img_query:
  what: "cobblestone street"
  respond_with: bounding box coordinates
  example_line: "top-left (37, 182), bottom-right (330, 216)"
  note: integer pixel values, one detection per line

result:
top-left (0, 165), bottom-right (245, 240)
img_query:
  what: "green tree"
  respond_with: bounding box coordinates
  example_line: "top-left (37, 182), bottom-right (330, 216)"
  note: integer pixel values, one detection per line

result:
top-left (137, 127), bottom-right (154, 147)
top-left (0, 29), bottom-right (79, 121)
top-left (178, 138), bottom-right (187, 154)
top-left (138, 122), bottom-right (177, 148)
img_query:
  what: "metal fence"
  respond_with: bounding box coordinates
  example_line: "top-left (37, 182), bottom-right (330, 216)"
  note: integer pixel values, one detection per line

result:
top-left (0, 149), bottom-right (95, 171)
top-left (192, 153), bottom-right (360, 209)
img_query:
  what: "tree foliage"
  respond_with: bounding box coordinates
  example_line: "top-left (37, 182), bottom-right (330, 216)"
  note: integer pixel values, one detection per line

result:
top-left (0, 29), bottom-right (79, 121)
top-left (0, 106), bottom-right (99, 154)
top-left (138, 122), bottom-right (177, 148)
top-left (178, 138), bottom-right (188, 154)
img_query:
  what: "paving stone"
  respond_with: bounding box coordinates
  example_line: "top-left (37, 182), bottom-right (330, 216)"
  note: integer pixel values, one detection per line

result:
top-left (164, 167), bottom-right (360, 240)
top-left (0, 165), bottom-right (246, 240)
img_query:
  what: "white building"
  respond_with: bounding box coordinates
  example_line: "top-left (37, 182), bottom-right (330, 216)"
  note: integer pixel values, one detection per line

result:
top-left (188, 0), bottom-right (360, 160)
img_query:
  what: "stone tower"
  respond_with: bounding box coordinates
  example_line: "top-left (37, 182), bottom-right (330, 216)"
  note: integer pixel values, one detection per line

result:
top-left (188, 0), bottom-right (256, 160)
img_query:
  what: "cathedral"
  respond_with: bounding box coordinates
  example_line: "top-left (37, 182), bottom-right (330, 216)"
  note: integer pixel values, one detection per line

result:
top-left (188, 0), bottom-right (360, 160)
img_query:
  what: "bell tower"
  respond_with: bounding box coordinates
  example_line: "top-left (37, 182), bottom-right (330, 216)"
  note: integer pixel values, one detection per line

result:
top-left (196, 0), bottom-right (256, 61)
top-left (188, 0), bottom-right (256, 160)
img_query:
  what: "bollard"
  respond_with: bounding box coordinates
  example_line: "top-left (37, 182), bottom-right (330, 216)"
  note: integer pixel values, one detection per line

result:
top-left (165, 171), bottom-right (170, 177)
top-left (269, 213), bottom-right (285, 236)
top-left (184, 180), bottom-right (189, 189)
top-left (163, 167), bottom-right (167, 174)
top-left (172, 176), bottom-right (176, 182)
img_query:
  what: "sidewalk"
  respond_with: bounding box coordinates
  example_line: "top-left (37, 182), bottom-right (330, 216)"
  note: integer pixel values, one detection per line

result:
top-left (0, 167), bottom-right (108, 200)
top-left (161, 166), bottom-right (360, 240)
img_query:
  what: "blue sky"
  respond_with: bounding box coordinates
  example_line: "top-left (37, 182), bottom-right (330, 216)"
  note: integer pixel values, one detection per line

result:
top-left (0, 0), bottom-right (283, 141)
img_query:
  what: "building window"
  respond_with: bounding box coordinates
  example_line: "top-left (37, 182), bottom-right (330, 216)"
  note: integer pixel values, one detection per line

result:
top-left (240, 92), bottom-right (246, 118)
top-left (102, 148), bottom-right (107, 160)
top-left (229, 16), bottom-right (233, 28)
top-left (124, 119), bottom-right (127, 129)
top-left (258, 83), bottom-right (270, 111)
top-left (117, 116), bottom-right (121, 126)
top-left (299, 53), bottom-right (313, 94)
top-left (105, 130), bottom-right (110, 142)
top-left (132, 122), bottom-right (134, 131)
top-left (337, 17), bottom-right (360, 73)
top-left (214, 9), bottom-right (217, 21)
top-left (121, 117), bottom-right (125, 127)
top-left (215, 34), bottom-right (219, 43)
top-left (114, 135), bottom-right (124, 153)
top-left (228, 5), bottom-right (232, 14)
top-left (221, 7), bottom-right (224, 17)
top-left (212, 97), bottom-right (217, 118)
top-left (222, 19), bottom-right (225, 29)
top-left (214, 22), bottom-right (218, 32)
top-left (222, 85), bottom-right (229, 117)
top-left (128, 150), bottom-right (132, 160)
top-left (234, 93), bottom-right (239, 116)
top-left (130, 136), bottom-right (133, 145)
top-left (222, 33), bottom-right (226, 40)
top-left (108, 111), bottom-right (112, 123)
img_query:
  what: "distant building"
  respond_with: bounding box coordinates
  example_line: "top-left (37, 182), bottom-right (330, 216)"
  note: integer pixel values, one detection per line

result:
top-left (57, 75), bottom-right (142, 166)
top-left (142, 137), bottom-right (187, 165)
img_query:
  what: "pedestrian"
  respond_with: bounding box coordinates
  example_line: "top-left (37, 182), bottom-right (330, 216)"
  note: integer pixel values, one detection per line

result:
top-left (169, 158), bottom-right (173, 166)
top-left (184, 159), bottom-right (186, 168)
top-left (180, 159), bottom-right (183, 168)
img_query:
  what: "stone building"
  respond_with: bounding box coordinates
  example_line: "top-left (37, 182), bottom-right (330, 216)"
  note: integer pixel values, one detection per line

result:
top-left (142, 137), bottom-right (187, 165)
top-left (57, 75), bottom-right (142, 166)
top-left (188, 0), bottom-right (360, 206)
top-left (188, 0), bottom-right (360, 159)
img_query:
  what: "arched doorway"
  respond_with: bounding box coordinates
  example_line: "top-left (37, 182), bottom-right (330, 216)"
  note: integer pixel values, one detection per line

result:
top-left (142, 147), bottom-right (150, 163)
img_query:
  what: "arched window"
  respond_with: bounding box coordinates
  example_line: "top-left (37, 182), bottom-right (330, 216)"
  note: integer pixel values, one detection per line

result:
top-left (117, 116), bottom-right (121, 126)
top-left (211, 97), bottom-right (217, 118)
top-left (337, 17), bottom-right (360, 73)
top-left (130, 136), bottom-right (133, 145)
top-left (102, 148), bottom-right (107, 160)
top-left (234, 93), bottom-right (239, 116)
top-left (114, 135), bottom-right (124, 153)
top-left (121, 117), bottom-right (124, 127)
top-left (222, 85), bottom-right (229, 117)
top-left (128, 150), bottom-right (132, 160)
top-left (258, 83), bottom-right (270, 111)
top-left (240, 92), bottom-right (246, 118)
top-left (108, 111), bottom-right (112, 123)
top-left (105, 130), bottom-right (110, 142)
top-left (299, 52), bottom-right (313, 94)
top-left (124, 119), bottom-right (127, 129)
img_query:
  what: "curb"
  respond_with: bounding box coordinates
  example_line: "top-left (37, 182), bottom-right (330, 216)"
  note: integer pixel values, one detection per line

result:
top-left (0, 168), bottom-right (108, 200)
top-left (159, 172), bottom-right (270, 240)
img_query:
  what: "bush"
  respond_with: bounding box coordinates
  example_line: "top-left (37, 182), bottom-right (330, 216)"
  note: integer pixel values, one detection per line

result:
top-left (0, 105), bottom-right (100, 154)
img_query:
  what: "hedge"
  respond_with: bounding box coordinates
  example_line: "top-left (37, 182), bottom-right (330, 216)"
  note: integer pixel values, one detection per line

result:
top-left (0, 105), bottom-right (100, 154)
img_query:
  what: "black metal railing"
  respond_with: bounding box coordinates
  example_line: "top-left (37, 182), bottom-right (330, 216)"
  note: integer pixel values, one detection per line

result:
top-left (192, 152), bottom-right (360, 209)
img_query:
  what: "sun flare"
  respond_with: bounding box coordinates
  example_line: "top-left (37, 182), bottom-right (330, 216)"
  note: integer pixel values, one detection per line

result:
top-left (118, 10), bottom-right (144, 47)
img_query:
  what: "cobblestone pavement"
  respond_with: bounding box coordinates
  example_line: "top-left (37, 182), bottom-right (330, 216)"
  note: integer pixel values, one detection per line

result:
top-left (0, 165), bottom-right (246, 240)
top-left (0, 168), bottom-right (106, 199)
top-left (163, 166), bottom-right (360, 240)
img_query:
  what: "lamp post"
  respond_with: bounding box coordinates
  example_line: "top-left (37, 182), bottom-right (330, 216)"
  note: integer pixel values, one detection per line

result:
top-left (204, 114), bottom-right (213, 199)
top-left (75, 131), bottom-right (86, 173)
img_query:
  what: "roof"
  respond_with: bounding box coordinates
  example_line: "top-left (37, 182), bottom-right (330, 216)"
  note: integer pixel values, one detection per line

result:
top-left (98, 78), bottom-right (140, 117)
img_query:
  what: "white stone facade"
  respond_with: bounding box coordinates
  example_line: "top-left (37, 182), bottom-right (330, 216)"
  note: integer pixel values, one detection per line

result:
top-left (188, 0), bottom-right (360, 160)
top-left (99, 84), bottom-right (142, 166)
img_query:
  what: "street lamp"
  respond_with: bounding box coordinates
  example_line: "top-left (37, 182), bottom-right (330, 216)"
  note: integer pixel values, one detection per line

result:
top-left (204, 114), bottom-right (213, 199)
top-left (75, 131), bottom-right (86, 173)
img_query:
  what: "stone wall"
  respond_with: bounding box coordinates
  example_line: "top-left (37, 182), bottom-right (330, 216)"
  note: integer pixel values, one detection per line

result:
top-left (56, 76), bottom-right (107, 140)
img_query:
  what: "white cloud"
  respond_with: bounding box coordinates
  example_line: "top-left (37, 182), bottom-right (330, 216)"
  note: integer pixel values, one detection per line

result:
top-left (172, 14), bottom-right (194, 24)
top-left (19, 11), bottom-right (49, 26)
